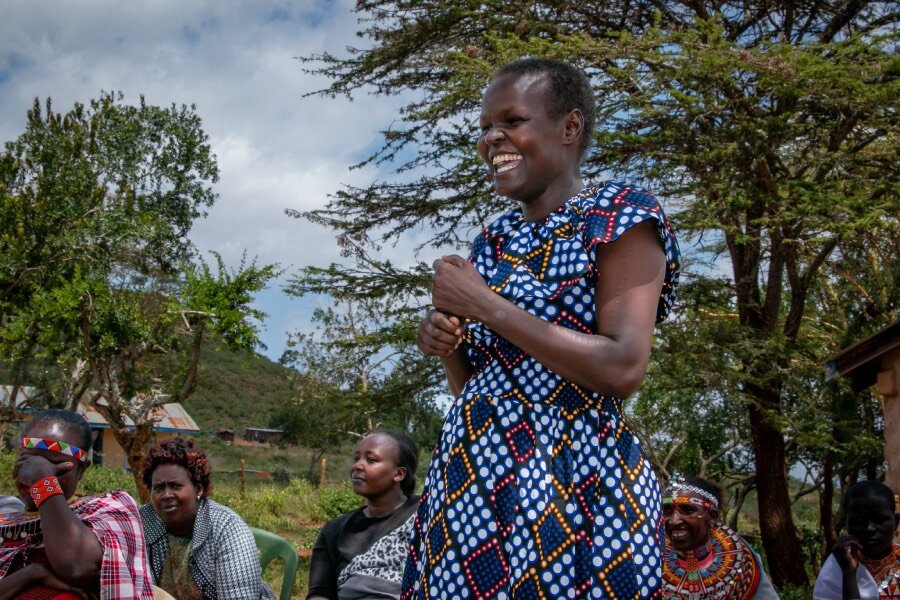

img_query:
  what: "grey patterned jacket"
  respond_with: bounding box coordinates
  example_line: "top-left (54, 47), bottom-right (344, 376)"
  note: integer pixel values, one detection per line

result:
top-left (140, 498), bottom-right (276, 600)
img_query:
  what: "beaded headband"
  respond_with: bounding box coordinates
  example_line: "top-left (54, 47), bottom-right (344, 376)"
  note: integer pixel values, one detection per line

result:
top-left (663, 482), bottom-right (719, 510)
top-left (663, 496), bottom-right (715, 511)
top-left (21, 438), bottom-right (89, 463)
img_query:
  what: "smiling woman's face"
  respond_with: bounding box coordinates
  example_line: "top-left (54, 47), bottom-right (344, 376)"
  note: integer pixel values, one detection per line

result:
top-left (150, 463), bottom-right (201, 536)
top-left (662, 492), bottom-right (717, 552)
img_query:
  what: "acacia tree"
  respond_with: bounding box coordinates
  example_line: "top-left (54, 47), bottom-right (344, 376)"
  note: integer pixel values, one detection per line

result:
top-left (296, 1), bottom-right (897, 586)
top-left (0, 95), bottom-right (279, 499)
top-left (272, 296), bottom-right (443, 470)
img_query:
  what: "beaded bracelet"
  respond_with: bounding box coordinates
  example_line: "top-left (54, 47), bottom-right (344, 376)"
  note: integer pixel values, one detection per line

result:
top-left (30, 475), bottom-right (64, 508)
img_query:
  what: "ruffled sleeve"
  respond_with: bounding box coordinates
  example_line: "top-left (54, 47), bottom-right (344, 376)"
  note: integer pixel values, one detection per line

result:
top-left (576, 182), bottom-right (680, 323)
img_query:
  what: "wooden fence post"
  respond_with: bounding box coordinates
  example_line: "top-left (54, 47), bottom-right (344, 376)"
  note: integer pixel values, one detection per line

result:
top-left (319, 457), bottom-right (327, 486)
top-left (240, 459), bottom-right (246, 497)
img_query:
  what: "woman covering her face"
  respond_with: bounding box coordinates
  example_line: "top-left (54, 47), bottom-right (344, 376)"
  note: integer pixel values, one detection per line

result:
top-left (140, 437), bottom-right (275, 600)
top-left (660, 477), bottom-right (779, 599)
top-left (813, 480), bottom-right (899, 599)
top-left (0, 409), bottom-right (153, 599)
top-left (405, 58), bottom-right (681, 598)
top-left (307, 430), bottom-right (419, 600)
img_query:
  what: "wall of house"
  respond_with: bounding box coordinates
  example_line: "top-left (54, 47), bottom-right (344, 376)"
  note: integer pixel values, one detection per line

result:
top-left (99, 430), bottom-right (185, 468)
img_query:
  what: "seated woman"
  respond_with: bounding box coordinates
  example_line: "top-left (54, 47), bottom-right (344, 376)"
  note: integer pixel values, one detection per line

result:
top-left (0, 408), bottom-right (153, 599)
top-left (307, 430), bottom-right (419, 600)
top-left (813, 479), bottom-right (899, 599)
top-left (140, 437), bottom-right (275, 600)
top-left (661, 476), bottom-right (779, 599)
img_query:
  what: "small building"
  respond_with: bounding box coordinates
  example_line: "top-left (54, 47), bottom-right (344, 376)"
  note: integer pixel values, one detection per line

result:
top-left (826, 320), bottom-right (900, 494)
top-left (80, 401), bottom-right (200, 467)
top-left (244, 427), bottom-right (283, 443)
top-left (216, 428), bottom-right (235, 443)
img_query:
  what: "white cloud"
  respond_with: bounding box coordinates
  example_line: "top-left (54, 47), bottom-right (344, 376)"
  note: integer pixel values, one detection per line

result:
top-left (0, 0), bottom-right (417, 358)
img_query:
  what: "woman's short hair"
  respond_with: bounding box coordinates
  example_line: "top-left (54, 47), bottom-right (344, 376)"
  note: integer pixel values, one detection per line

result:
top-left (142, 437), bottom-right (212, 496)
top-left (23, 409), bottom-right (93, 455)
top-left (375, 429), bottom-right (419, 497)
top-left (495, 58), bottom-right (596, 157)
top-left (843, 479), bottom-right (896, 514)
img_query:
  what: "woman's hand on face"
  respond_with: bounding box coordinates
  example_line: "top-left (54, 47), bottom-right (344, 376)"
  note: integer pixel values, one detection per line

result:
top-left (13, 454), bottom-right (74, 488)
top-left (431, 255), bottom-right (490, 320)
top-left (832, 535), bottom-right (862, 573)
top-left (418, 310), bottom-right (463, 357)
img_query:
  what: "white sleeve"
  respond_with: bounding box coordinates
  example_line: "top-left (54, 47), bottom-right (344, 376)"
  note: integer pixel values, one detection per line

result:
top-left (813, 554), bottom-right (880, 600)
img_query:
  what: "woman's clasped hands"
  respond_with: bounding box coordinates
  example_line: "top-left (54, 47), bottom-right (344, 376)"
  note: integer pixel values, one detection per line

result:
top-left (417, 254), bottom-right (491, 357)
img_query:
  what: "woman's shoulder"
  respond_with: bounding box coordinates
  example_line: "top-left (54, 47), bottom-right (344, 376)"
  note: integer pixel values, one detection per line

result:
top-left (139, 500), bottom-right (156, 518)
top-left (75, 489), bottom-right (141, 519)
top-left (568, 181), bottom-right (665, 219)
top-left (138, 502), bottom-right (167, 543)
top-left (322, 505), bottom-right (366, 533)
top-left (204, 498), bottom-right (253, 527)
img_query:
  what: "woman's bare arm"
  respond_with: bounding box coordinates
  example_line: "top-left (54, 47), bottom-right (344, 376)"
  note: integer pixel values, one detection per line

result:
top-left (13, 456), bottom-right (103, 587)
top-left (431, 220), bottom-right (665, 397)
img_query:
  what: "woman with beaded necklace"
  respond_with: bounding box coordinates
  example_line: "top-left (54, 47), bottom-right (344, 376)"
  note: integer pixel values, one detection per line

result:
top-left (660, 477), bottom-right (779, 599)
top-left (814, 479), bottom-right (899, 599)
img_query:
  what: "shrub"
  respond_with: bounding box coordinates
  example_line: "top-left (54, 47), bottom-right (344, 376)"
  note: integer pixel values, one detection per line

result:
top-left (318, 483), bottom-right (360, 520)
top-left (0, 451), bottom-right (16, 495)
top-left (216, 485), bottom-right (286, 532)
top-left (286, 478), bottom-right (325, 522)
top-left (79, 465), bottom-right (139, 499)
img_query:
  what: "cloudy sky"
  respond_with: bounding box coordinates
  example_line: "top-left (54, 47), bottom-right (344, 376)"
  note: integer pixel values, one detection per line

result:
top-left (0, 0), bottom-right (423, 360)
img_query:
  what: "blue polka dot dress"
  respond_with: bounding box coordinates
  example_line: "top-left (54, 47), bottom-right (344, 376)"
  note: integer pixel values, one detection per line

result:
top-left (401, 182), bottom-right (680, 599)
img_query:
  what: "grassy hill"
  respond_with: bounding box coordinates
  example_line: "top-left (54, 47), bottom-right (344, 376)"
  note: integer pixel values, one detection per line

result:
top-left (184, 341), bottom-right (293, 434)
top-left (0, 340), bottom-right (293, 435)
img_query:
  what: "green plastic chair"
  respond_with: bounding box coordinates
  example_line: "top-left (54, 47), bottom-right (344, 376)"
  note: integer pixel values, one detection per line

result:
top-left (252, 527), bottom-right (299, 600)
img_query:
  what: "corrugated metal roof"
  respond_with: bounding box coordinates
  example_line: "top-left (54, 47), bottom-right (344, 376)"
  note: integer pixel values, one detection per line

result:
top-left (3, 386), bottom-right (200, 435)
top-left (78, 402), bottom-right (200, 434)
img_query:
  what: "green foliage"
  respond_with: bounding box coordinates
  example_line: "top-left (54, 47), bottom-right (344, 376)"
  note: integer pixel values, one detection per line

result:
top-left (273, 298), bottom-right (443, 456)
top-left (317, 482), bottom-right (362, 520)
top-left (183, 344), bottom-right (294, 432)
top-left (216, 485), bottom-right (288, 532)
top-left (778, 586), bottom-right (815, 600)
top-left (0, 93), bottom-right (280, 499)
top-left (78, 465), bottom-right (139, 499)
top-left (0, 451), bottom-right (14, 496)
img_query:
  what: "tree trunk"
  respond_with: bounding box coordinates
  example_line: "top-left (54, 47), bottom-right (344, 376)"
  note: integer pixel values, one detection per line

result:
top-left (121, 423), bottom-right (153, 503)
top-left (747, 396), bottom-right (809, 587)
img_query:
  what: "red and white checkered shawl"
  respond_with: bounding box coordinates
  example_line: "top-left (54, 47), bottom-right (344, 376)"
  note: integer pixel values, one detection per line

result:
top-left (0, 490), bottom-right (154, 599)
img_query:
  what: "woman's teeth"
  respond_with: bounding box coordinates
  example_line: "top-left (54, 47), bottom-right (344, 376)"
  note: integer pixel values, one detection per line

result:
top-left (492, 153), bottom-right (522, 173)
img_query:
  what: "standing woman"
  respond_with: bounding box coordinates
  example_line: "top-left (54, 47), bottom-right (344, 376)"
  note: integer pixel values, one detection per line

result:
top-left (403, 58), bottom-right (680, 599)
top-left (140, 438), bottom-right (275, 600)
